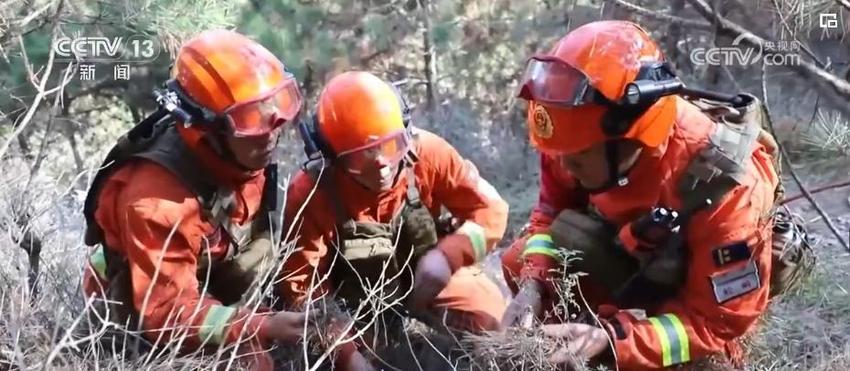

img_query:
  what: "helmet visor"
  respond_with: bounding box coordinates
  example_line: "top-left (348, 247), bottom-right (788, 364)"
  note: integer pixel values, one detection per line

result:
top-left (224, 74), bottom-right (303, 137)
top-left (338, 130), bottom-right (410, 175)
top-left (517, 56), bottom-right (594, 107)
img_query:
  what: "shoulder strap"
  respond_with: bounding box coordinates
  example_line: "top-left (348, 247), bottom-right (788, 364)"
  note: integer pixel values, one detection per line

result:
top-left (85, 113), bottom-right (275, 255)
top-left (253, 164), bottom-right (284, 235)
top-left (303, 160), bottom-right (353, 228)
top-left (404, 164), bottom-right (422, 208)
top-left (678, 100), bottom-right (763, 218)
top-left (402, 134), bottom-right (423, 208)
top-left (130, 126), bottom-right (253, 248)
top-left (83, 112), bottom-right (170, 246)
top-left (131, 125), bottom-right (220, 209)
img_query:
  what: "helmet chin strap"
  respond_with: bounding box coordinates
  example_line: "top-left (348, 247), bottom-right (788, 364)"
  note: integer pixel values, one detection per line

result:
top-left (583, 141), bottom-right (632, 195)
top-left (206, 129), bottom-right (258, 172)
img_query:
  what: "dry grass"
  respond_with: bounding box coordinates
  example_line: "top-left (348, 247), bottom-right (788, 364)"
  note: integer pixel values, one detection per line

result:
top-left (1, 95), bottom-right (849, 370)
top-left (797, 109), bottom-right (850, 157)
top-left (2, 153), bottom-right (850, 371)
top-left (459, 253), bottom-right (593, 371)
top-left (462, 327), bottom-right (572, 371)
top-left (6, 187), bottom-right (849, 371)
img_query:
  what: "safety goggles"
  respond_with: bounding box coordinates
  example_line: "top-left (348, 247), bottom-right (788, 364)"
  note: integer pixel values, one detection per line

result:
top-left (337, 130), bottom-right (410, 175)
top-left (516, 55), bottom-right (598, 107)
top-left (222, 74), bottom-right (303, 137)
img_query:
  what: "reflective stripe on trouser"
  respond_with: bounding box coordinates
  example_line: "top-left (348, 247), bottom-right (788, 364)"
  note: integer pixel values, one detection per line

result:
top-left (90, 246), bottom-right (108, 280)
top-left (199, 305), bottom-right (237, 344)
top-left (521, 233), bottom-right (561, 261)
top-left (648, 313), bottom-right (691, 366)
top-left (457, 221), bottom-right (487, 262)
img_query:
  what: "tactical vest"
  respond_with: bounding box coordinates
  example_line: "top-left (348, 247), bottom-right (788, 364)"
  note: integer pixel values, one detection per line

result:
top-left (549, 94), bottom-right (815, 308)
top-left (304, 152), bottom-right (454, 314)
top-left (83, 115), bottom-right (283, 326)
top-left (613, 93), bottom-right (814, 306)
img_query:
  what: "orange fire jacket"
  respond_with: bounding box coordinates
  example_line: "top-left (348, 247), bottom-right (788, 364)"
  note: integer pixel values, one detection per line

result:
top-left (279, 128), bottom-right (509, 307)
top-left (502, 96), bottom-right (779, 369)
top-left (83, 127), bottom-right (273, 351)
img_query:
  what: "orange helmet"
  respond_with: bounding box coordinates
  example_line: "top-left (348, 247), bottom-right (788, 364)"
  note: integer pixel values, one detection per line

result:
top-left (314, 71), bottom-right (410, 174)
top-left (517, 21), bottom-right (679, 156)
top-left (171, 29), bottom-right (302, 138)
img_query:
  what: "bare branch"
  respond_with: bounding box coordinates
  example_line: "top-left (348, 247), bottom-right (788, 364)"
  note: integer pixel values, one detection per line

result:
top-left (420, 0), bottom-right (436, 110)
top-left (0, 0), bottom-right (67, 161)
top-left (760, 61), bottom-right (850, 252)
top-left (613, 0), bottom-right (712, 30)
top-left (29, 63), bottom-right (75, 181)
top-left (770, 0), bottom-right (827, 68)
top-left (686, 0), bottom-right (850, 108)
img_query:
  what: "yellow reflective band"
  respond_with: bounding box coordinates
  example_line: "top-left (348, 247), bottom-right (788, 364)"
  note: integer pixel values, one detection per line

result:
top-left (458, 221), bottom-right (487, 262)
top-left (199, 305), bottom-right (237, 345)
top-left (648, 313), bottom-right (690, 366)
top-left (667, 314), bottom-right (691, 364)
top-left (527, 234), bottom-right (553, 244)
top-left (89, 246), bottom-right (107, 280)
top-left (648, 317), bottom-right (672, 367)
top-left (522, 234), bottom-right (561, 261)
top-left (521, 246), bottom-right (562, 260)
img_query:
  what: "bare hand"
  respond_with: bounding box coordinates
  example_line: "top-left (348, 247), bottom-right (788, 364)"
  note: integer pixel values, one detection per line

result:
top-left (265, 310), bottom-right (309, 344)
top-left (409, 249), bottom-right (452, 312)
top-left (501, 280), bottom-right (544, 329)
top-left (541, 323), bottom-right (610, 366)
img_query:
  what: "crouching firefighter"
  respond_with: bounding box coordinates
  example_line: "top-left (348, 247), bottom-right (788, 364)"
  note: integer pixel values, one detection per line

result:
top-left (500, 21), bottom-right (814, 370)
top-left (279, 71), bottom-right (509, 370)
top-left (82, 30), bottom-right (311, 370)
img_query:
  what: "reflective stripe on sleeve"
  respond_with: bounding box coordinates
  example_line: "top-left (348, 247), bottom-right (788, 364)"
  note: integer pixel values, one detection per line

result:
top-left (457, 221), bottom-right (487, 262)
top-left (199, 305), bottom-right (237, 344)
top-left (89, 246), bottom-right (108, 280)
top-left (521, 233), bottom-right (561, 261)
top-left (647, 313), bottom-right (690, 366)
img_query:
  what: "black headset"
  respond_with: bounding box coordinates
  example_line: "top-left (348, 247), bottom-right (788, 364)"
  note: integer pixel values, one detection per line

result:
top-left (154, 64), bottom-right (300, 129)
top-left (298, 81), bottom-right (412, 161)
top-left (153, 79), bottom-right (223, 127)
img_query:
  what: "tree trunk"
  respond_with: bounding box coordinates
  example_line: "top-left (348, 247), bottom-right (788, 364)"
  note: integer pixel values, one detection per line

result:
top-left (420, 0), bottom-right (436, 110)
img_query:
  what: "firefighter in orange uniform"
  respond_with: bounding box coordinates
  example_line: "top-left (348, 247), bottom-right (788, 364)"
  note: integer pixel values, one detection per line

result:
top-left (280, 71), bottom-right (509, 369)
top-left (501, 21), bottom-right (781, 369)
top-left (82, 30), bottom-right (308, 370)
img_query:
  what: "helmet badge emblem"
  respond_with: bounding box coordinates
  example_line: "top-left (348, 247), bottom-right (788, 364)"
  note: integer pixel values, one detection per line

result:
top-left (532, 104), bottom-right (554, 139)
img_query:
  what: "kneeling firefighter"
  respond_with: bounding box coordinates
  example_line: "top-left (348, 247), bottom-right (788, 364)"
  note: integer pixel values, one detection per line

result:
top-left (82, 30), bottom-right (310, 370)
top-left (500, 21), bottom-right (814, 370)
top-left (279, 71), bottom-right (509, 370)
